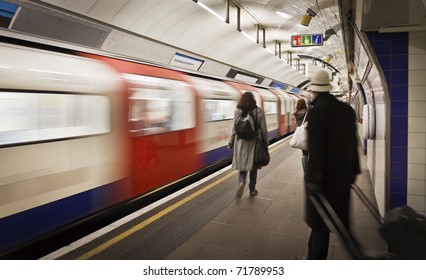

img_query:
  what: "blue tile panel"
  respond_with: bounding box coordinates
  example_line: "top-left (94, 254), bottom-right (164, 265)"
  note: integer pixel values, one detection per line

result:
top-left (389, 85), bottom-right (408, 101)
top-left (366, 32), bottom-right (408, 209)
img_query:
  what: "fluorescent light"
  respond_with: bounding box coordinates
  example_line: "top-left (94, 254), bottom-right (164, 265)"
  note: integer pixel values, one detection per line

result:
top-left (291, 5), bottom-right (304, 13)
top-left (241, 31), bottom-right (256, 42)
top-left (266, 48), bottom-right (275, 55)
top-left (197, 1), bottom-right (226, 22)
top-left (276, 11), bottom-right (291, 19)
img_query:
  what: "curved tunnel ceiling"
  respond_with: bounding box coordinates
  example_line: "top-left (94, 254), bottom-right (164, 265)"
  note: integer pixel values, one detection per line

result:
top-left (10, 0), bottom-right (347, 88)
top-left (7, 0), bottom-right (426, 89)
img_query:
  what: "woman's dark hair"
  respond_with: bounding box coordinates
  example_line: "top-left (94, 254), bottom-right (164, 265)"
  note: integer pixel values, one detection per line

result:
top-left (237, 91), bottom-right (257, 112)
top-left (296, 99), bottom-right (307, 111)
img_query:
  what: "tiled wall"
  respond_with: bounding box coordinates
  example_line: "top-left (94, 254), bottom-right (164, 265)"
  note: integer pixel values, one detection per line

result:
top-left (368, 31), bottom-right (426, 214)
top-left (367, 32), bottom-right (409, 210)
top-left (408, 32), bottom-right (426, 215)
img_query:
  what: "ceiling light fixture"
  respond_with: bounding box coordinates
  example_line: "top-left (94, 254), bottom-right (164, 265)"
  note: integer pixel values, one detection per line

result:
top-left (300, 7), bottom-right (317, 26)
top-left (324, 27), bottom-right (337, 41)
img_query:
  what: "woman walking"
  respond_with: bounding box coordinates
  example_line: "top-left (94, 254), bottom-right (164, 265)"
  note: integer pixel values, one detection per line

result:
top-left (228, 91), bottom-right (268, 198)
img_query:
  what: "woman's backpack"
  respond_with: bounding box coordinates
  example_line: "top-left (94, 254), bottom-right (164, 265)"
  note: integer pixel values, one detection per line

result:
top-left (235, 109), bottom-right (256, 139)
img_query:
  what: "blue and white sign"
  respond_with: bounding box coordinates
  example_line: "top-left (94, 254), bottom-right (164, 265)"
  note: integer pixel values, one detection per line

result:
top-left (311, 34), bottom-right (323, 45)
top-left (0, 0), bottom-right (18, 18)
top-left (170, 53), bottom-right (204, 71)
top-left (270, 82), bottom-right (287, 89)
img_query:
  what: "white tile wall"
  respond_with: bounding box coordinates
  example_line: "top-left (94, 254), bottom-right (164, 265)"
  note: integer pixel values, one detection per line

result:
top-left (408, 32), bottom-right (426, 213)
top-left (409, 54), bottom-right (426, 70)
top-left (408, 149), bottom-right (426, 164)
top-left (409, 102), bottom-right (426, 117)
top-left (408, 194), bottom-right (425, 213)
top-left (409, 85), bottom-right (426, 101)
top-left (408, 117), bottom-right (426, 133)
top-left (408, 179), bottom-right (425, 196)
top-left (408, 132), bottom-right (426, 148)
top-left (408, 38), bottom-right (426, 54)
top-left (408, 163), bottom-right (426, 180)
top-left (408, 69), bottom-right (426, 85)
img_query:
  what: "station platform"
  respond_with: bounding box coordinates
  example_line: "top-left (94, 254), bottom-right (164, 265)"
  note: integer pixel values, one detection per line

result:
top-left (42, 136), bottom-right (388, 260)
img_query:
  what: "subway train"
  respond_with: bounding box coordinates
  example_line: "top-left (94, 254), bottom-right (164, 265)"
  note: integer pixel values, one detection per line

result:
top-left (0, 37), bottom-right (307, 257)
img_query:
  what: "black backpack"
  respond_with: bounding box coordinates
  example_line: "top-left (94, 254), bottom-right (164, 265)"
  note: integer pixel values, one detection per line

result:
top-left (235, 109), bottom-right (257, 139)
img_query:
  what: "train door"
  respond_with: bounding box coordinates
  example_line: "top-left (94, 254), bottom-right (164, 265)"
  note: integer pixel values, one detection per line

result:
top-left (272, 88), bottom-right (293, 135)
top-left (255, 88), bottom-right (279, 140)
top-left (287, 94), bottom-right (299, 131)
top-left (84, 54), bottom-right (201, 196)
top-left (186, 76), bottom-right (240, 166)
top-left (122, 73), bottom-right (198, 195)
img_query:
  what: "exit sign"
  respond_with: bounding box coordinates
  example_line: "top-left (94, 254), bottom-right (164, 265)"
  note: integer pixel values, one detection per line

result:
top-left (291, 34), bottom-right (323, 47)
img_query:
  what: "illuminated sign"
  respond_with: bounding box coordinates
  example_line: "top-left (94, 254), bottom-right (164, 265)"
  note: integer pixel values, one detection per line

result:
top-left (291, 34), bottom-right (323, 47)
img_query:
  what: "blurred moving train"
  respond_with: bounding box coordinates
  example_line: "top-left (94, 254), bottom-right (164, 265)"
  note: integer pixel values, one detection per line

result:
top-left (0, 36), bottom-right (307, 257)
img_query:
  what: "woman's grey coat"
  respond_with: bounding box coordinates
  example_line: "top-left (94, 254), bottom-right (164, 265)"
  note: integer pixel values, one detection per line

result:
top-left (228, 107), bottom-right (268, 171)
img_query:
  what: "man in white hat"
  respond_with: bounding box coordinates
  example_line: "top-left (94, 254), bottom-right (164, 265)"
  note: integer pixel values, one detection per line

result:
top-left (303, 69), bottom-right (360, 259)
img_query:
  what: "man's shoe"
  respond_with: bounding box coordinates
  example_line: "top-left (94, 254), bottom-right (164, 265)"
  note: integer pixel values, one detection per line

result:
top-left (249, 190), bottom-right (258, 196)
top-left (236, 182), bottom-right (245, 198)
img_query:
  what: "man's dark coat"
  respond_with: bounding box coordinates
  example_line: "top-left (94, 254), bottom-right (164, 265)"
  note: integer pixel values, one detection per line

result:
top-left (305, 93), bottom-right (361, 231)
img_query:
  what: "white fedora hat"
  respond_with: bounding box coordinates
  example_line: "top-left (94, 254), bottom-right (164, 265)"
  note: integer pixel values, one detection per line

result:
top-left (307, 70), bottom-right (333, 92)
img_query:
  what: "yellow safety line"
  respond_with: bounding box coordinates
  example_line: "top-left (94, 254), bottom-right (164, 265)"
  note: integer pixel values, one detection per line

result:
top-left (77, 170), bottom-right (237, 259)
top-left (77, 137), bottom-right (290, 259)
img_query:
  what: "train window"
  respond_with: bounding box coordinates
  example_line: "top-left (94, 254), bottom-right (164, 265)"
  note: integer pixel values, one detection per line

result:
top-left (0, 92), bottom-right (110, 146)
top-left (202, 99), bottom-right (236, 122)
top-left (123, 74), bottom-right (195, 136)
top-left (263, 101), bottom-right (278, 115)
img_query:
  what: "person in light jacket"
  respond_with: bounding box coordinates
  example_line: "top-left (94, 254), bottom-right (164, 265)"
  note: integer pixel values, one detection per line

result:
top-left (228, 91), bottom-right (268, 198)
top-left (294, 98), bottom-right (309, 172)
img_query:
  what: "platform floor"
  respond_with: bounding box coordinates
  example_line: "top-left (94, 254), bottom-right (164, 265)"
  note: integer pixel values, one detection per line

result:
top-left (43, 137), bottom-right (388, 260)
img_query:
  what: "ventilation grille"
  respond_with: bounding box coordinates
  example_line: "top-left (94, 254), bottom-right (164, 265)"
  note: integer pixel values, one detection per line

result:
top-left (10, 7), bottom-right (110, 48)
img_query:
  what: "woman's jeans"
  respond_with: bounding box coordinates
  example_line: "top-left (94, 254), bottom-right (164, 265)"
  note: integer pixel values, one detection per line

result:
top-left (239, 170), bottom-right (257, 192)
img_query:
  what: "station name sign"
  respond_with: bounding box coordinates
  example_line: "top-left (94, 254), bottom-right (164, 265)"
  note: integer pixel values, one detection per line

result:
top-left (170, 53), bottom-right (204, 71)
top-left (291, 34), bottom-right (323, 47)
